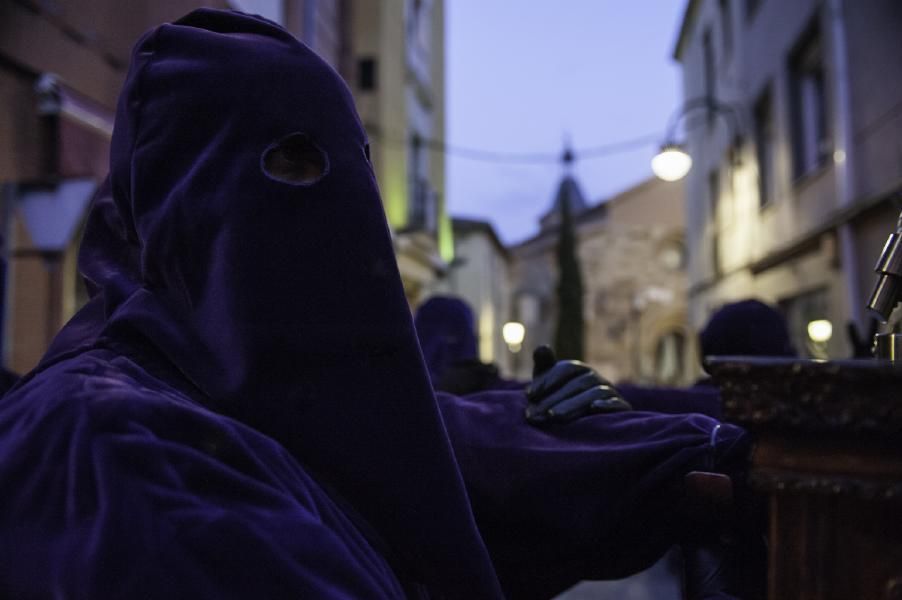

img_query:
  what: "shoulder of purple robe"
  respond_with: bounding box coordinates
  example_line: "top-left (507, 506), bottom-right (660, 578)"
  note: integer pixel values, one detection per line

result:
top-left (0, 351), bottom-right (404, 599)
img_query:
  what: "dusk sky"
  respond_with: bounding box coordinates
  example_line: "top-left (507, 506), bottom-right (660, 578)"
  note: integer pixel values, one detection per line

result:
top-left (445, 1), bottom-right (687, 244)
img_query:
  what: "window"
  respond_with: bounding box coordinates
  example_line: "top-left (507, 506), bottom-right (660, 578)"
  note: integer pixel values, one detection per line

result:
top-left (407, 134), bottom-right (435, 231)
top-left (405, 0), bottom-right (432, 88)
top-left (703, 28), bottom-right (715, 127)
top-left (708, 169), bottom-right (721, 275)
top-left (594, 290), bottom-right (608, 317)
top-left (778, 287), bottom-right (829, 359)
top-left (358, 58), bottom-right (377, 91)
top-left (517, 294), bottom-right (540, 328)
top-left (659, 239), bottom-right (686, 271)
top-left (408, 179), bottom-right (436, 231)
top-left (789, 22), bottom-right (830, 179)
top-left (753, 86), bottom-right (774, 208)
top-left (746, 0), bottom-right (762, 21)
top-left (719, 0), bottom-right (733, 59)
top-left (654, 331), bottom-right (686, 385)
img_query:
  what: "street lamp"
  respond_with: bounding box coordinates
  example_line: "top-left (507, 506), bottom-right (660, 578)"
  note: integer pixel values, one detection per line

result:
top-left (651, 144), bottom-right (692, 181)
top-left (652, 96), bottom-right (744, 182)
top-left (502, 321), bottom-right (526, 353)
top-left (807, 319), bottom-right (833, 343)
top-left (503, 321), bottom-right (526, 379)
top-left (806, 318), bottom-right (833, 360)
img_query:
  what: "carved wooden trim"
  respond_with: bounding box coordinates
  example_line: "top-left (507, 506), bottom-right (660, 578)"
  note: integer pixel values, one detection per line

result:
top-left (705, 357), bottom-right (902, 434)
top-left (750, 468), bottom-right (902, 501)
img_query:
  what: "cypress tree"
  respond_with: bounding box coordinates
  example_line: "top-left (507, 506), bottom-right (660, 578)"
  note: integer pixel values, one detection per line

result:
top-left (554, 194), bottom-right (584, 360)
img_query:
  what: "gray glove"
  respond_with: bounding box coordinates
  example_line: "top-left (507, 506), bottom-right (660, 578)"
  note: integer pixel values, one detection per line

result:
top-left (525, 345), bottom-right (631, 425)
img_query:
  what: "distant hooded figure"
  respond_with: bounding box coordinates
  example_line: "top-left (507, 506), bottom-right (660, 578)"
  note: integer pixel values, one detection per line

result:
top-left (0, 9), bottom-right (755, 600)
top-left (621, 300), bottom-right (796, 418)
top-left (699, 299), bottom-right (796, 360)
top-left (414, 296), bottom-right (523, 394)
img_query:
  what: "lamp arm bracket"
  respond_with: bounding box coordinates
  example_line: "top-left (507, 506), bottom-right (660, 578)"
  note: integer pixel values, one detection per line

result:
top-left (663, 96), bottom-right (744, 144)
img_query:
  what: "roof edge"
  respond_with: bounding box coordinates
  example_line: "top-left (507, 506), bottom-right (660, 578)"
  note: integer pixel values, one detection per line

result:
top-left (451, 217), bottom-right (510, 258)
top-left (672, 0), bottom-right (700, 61)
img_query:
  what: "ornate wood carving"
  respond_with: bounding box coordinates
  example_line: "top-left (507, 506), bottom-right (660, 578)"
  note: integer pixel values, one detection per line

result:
top-left (705, 357), bottom-right (902, 435)
top-left (710, 357), bottom-right (902, 598)
top-left (749, 468), bottom-right (902, 501)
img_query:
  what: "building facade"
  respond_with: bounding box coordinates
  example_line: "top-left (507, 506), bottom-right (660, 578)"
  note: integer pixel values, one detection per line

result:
top-left (348, 0), bottom-right (451, 305)
top-left (442, 218), bottom-right (513, 375)
top-left (674, 0), bottom-right (902, 359)
top-left (510, 173), bottom-right (691, 384)
top-left (1, 0), bottom-right (449, 373)
top-left (244, 0), bottom-right (453, 305)
top-left (0, 0), bottom-right (234, 373)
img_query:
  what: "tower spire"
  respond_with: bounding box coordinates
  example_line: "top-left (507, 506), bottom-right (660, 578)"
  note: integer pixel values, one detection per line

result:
top-left (561, 133), bottom-right (575, 173)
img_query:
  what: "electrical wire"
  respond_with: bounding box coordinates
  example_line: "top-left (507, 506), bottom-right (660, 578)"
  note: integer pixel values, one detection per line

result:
top-left (369, 131), bottom-right (661, 164)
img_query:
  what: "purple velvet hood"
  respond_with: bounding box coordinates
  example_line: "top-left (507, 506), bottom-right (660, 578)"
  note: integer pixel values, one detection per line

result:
top-left (699, 299), bottom-right (796, 359)
top-left (14, 9), bottom-right (501, 597)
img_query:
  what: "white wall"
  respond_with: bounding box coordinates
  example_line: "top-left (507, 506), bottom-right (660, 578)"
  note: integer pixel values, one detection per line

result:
top-left (231, 0), bottom-right (284, 23)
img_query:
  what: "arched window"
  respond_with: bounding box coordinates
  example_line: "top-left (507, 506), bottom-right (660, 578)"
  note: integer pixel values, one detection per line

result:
top-left (654, 330), bottom-right (686, 385)
top-left (658, 238), bottom-right (686, 271)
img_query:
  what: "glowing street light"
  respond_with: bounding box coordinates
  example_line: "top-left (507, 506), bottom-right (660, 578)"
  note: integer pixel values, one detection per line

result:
top-left (502, 321), bottom-right (526, 353)
top-left (651, 144), bottom-right (692, 182)
top-left (807, 319), bottom-right (833, 343)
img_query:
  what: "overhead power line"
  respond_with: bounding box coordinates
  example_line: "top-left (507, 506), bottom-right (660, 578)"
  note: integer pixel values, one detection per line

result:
top-left (370, 131), bottom-right (661, 165)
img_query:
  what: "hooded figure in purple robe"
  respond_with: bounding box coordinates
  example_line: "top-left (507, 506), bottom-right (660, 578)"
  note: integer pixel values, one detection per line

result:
top-left (414, 295), bottom-right (524, 394)
top-left (0, 9), bottom-right (755, 599)
top-left (698, 299), bottom-right (796, 360)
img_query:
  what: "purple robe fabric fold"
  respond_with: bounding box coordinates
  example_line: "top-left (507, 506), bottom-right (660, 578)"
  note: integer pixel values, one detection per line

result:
top-left (0, 347), bottom-right (406, 599)
top-left (436, 391), bottom-right (749, 599)
top-left (0, 8), bottom-right (751, 599)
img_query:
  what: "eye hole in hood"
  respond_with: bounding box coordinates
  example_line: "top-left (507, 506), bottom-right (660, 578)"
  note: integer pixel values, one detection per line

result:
top-left (261, 132), bottom-right (329, 185)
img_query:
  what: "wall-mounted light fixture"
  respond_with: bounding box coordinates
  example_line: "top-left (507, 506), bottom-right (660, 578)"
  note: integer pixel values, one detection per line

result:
top-left (652, 96), bottom-right (744, 182)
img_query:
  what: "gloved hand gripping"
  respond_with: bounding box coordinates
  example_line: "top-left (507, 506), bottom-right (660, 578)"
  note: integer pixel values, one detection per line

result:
top-left (525, 345), bottom-right (631, 425)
